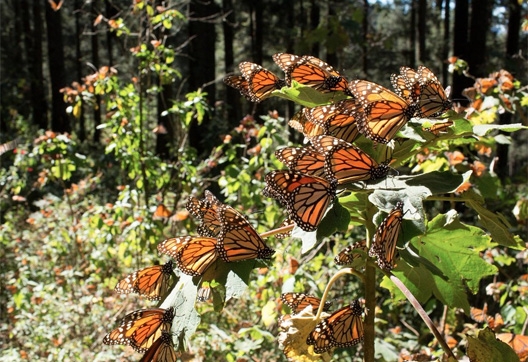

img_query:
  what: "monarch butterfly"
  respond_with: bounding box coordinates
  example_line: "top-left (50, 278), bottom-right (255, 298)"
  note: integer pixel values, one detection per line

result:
top-left (103, 307), bottom-right (175, 353)
top-left (272, 53), bottom-right (348, 92)
top-left (215, 203), bottom-right (275, 262)
top-left (415, 65), bottom-right (452, 117)
top-left (197, 284), bottom-right (212, 302)
top-left (263, 171), bottom-right (337, 232)
top-left (304, 99), bottom-right (363, 144)
top-left (223, 75), bottom-right (252, 101)
top-left (368, 202), bottom-right (404, 271)
top-left (422, 120), bottom-right (454, 135)
top-left (139, 331), bottom-right (178, 362)
top-left (281, 293), bottom-right (332, 315)
top-left (348, 80), bottom-right (415, 144)
top-left (238, 62), bottom-right (285, 102)
top-left (496, 333), bottom-right (528, 357)
top-left (275, 146), bottom-right (326, 178)
top-left (334, 240), bottom-right (368, 266)
top-left (306, 300), bottom-right (364, 353)
top-left (274, 217), bottom-right (295, 239)
top-left (288, 109), bottom-right (325, 140)
top-left (469, 303), bottom-right (488, 323)
top-left (185, 191), bottom-right (222, 237)
top-left (310, 135), bottom-right (390, 184)
top-left (390, 66), bottom-right (421, 105)
top-left (157, 236), bottom-right (219, 276)
top-left (114, 261), bottom-right (175, 301)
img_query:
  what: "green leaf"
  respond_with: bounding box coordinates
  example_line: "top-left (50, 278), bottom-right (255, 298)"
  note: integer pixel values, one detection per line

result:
top-left (271, 81), bottom-right (349, 107)
top-left (393, 211), bottom-right (497, 310)
top-left (465, 193), bottom-right (524, 248)
top-left (466, 328), bottom-right (520, 362)
top-left (473, 123), bottom-right (527, 136)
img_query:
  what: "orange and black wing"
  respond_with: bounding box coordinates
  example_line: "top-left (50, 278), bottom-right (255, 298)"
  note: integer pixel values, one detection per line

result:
top-left (263, 171), bottom-right (336, 232)
top-left (139, 331), bottom-right (178, 362)
top-left (224, 75), bottom-right (252, 101)
top-left (348, 80), bottom-right (414, 144)
top-left (305, 99), bottom-right (362, 144)
top-left (185, 191), bottom-right (222, 237)
top-left (368, 202), bottom-right (404, 270)
top-left (215, 204), bottom-right (275, 262)
top-left (114, 261), bottom-right (174, 301)
top-left (103, 307), bottom-right (175, 353)
top-left (239, 62), bottom-right (285, 102)
top-left (334, 240), bottom-right (368, 266)
top-left (415, 66), bottom-right (452, 117)
top-left (275, 146), bottom-right (326, 178)
top-left (157, 236), bottom-right (218, 276)
top-left (310, 135), bottom-right (389, 184)
top-left (281, 293), bottom-right (332, 315)
top-left (306, 300), bottom-right (364, 353)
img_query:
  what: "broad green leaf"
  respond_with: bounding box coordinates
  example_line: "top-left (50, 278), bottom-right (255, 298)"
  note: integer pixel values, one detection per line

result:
top-left (473, 123), bottom-right (527, 136)
top-left (272, 81), bottom-right (349, 108)
top-left (466, 328), bottom-right (520, 362)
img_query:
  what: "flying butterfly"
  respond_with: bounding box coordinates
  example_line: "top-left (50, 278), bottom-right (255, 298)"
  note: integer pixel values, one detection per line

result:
top-left (238, 61), bottom-right (285, 103)
top-left (304, 99), bottom-right (362, 144)
top-left (139, 331), bottom-right (178, 362)
top-left (281, 293), bottom-right (332, 315)
top-left (103, 307), bottom-right (175, 353)
top-left (310, 135), bottom-right (390, 184)
top-left (368, 202), bottom-right (404, 271)
top-left (215, 203), bottom-right (275, 262)
top-left (334, 240), bottom-right (368, 266)
top-left (348, 80), bottom-right (415, 144)
top-left (114, 261), bottom-right (175, 301)
top-left (223, 75), bottom-right (251, 101)
top-left (272, 53), bottom-right (348, 93)
top-left (263, 171), bottom-right (337, 232)
top-left (275, 146), bottom-right (326, 178)
top-left (157, 236), bottom-right (219, 276)
top-left (306, 300), bottom-right (364, 353)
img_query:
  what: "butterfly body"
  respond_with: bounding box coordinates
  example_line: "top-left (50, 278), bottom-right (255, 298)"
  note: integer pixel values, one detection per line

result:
top-left (281, 293), bottom-right (332, 315)
top-left (139, 331), bottom-right (178, 362)
top-left (368, 202), bottom-right (404, 270)
top-left (114, 261), bottom-right (174, 301)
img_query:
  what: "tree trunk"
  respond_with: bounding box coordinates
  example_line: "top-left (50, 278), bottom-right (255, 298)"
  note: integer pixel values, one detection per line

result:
top-left (222, 0), bottom-right (242, 126)
top-left (442, 0), bottom-right (450, 84)
top-left (45, 1), bottom-right (70, 132)
top-left (451, 0), bottom-right (472, 106)
top-left (409, 0), bottom-right (416, 67)
top-left (188, 0), bottom-right (219, 154)
top-left (104, 0), bottom-right (117, 65)
top-left (75, 0), bottom-right (86, 141)
top-left (310, 0), bottom-right (320, 56)
top-left (92, 0), bottom-right (102, 142)
top-left (495, 0), bottom-right (522, 181)
top-left (468, 0), bottom-right (491, 77)
top-left (362, 0), bottom-right (369, 77)
top-left (418, 0), bottom-right (428, 63)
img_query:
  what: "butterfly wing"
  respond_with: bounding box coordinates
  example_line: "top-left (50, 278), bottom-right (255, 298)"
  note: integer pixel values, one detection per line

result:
top-left (114, 261), bottom-right (174, 301)
top-left (275, 146), bottom-right (327, 178)
top-left (281, 293), bottom-right (332, 314)
top-left (306, 300), bottom-right (364, 353)
top-left (239, 62), bottom-right (285, 102)
top-left (368, 202), bottom-right (404, 270)
top-left (334, 240), bottom-right (368, 266)
top-left (103, 307), bottom-right (175, 353)
top-left (348, 80), bottom-right (414, 144)
top-left (157, 236), bottom-right (218, 276)
top-left (311, 135), bottom-right (389, 183)
top-left (263, 171), bottom-right (336, 232)
top-left (305, 99), bottom-right (362, 144)
top-left (223, 75), bottom-right (252, 101)
top-left (416, 66), bottom-right (452, 117)
top-left (139, 331), bottom-right (178, 362)
top-left (215, 204), bottom-right (275, 262)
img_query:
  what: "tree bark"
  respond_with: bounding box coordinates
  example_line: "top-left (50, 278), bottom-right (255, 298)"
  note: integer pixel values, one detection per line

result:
top-left (45, 1), bottom-right (70, 132)
top-left (418, 0), bottom-right (427, 63)
top-left (75, 0), bottom-right (86, 141)
top-left (92, 0), bottom-right (102, 142)
top-left (442, 0), bottom-right (450, 84)
top-left (188, 0), bottom-right (219, 154)
top-left (222, 0), bottom-right (242, 126)
top-left (362, 0), bottom-right (369, 77)
top-left (451, 0), bottom-right (472, 106)
top-left (468, 0), bottom-right (492, 77)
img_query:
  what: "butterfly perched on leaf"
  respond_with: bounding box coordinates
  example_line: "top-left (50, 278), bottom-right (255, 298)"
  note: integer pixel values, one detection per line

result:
top-left (186, 191), bottom-right (223, 238)
top-left (391, 65), bottom-right (452, 118)
top-left (103, 307), bottom-right (175, 353)
top-left (368, 202), bottom-right (404, 270)
top-left (224, 62), bottom-right (285, 103)
top-left (263, 171), bottom-right (337, 232)
top-left (288, 109), bottom-right (326, 141)
top-left (114, 261), bottom-right (175, 301)
top-left (273, 53), bottom-right (348, 93)
top-left (348, 80), bottom-right (415, 144)
top-left (306, 300), bottom-right (364, 353)
top-left (139, 331), bottom-right (178, 362)
top-left (275, 146), bottom-right (326, 178)
top-left (281, 293), bottom-right (332, 315)
top-left (310, 135), bottom-right (390, 184)
top-left (334, 240), bottom-right (368, 266)
top-left (303, 99), bottom-right (363, 144)
top-left (157, 236), bottom-right (219, 276)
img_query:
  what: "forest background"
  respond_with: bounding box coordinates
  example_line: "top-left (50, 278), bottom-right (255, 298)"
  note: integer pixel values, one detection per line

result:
top-left (1, 0), bottom-right (528, 361)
